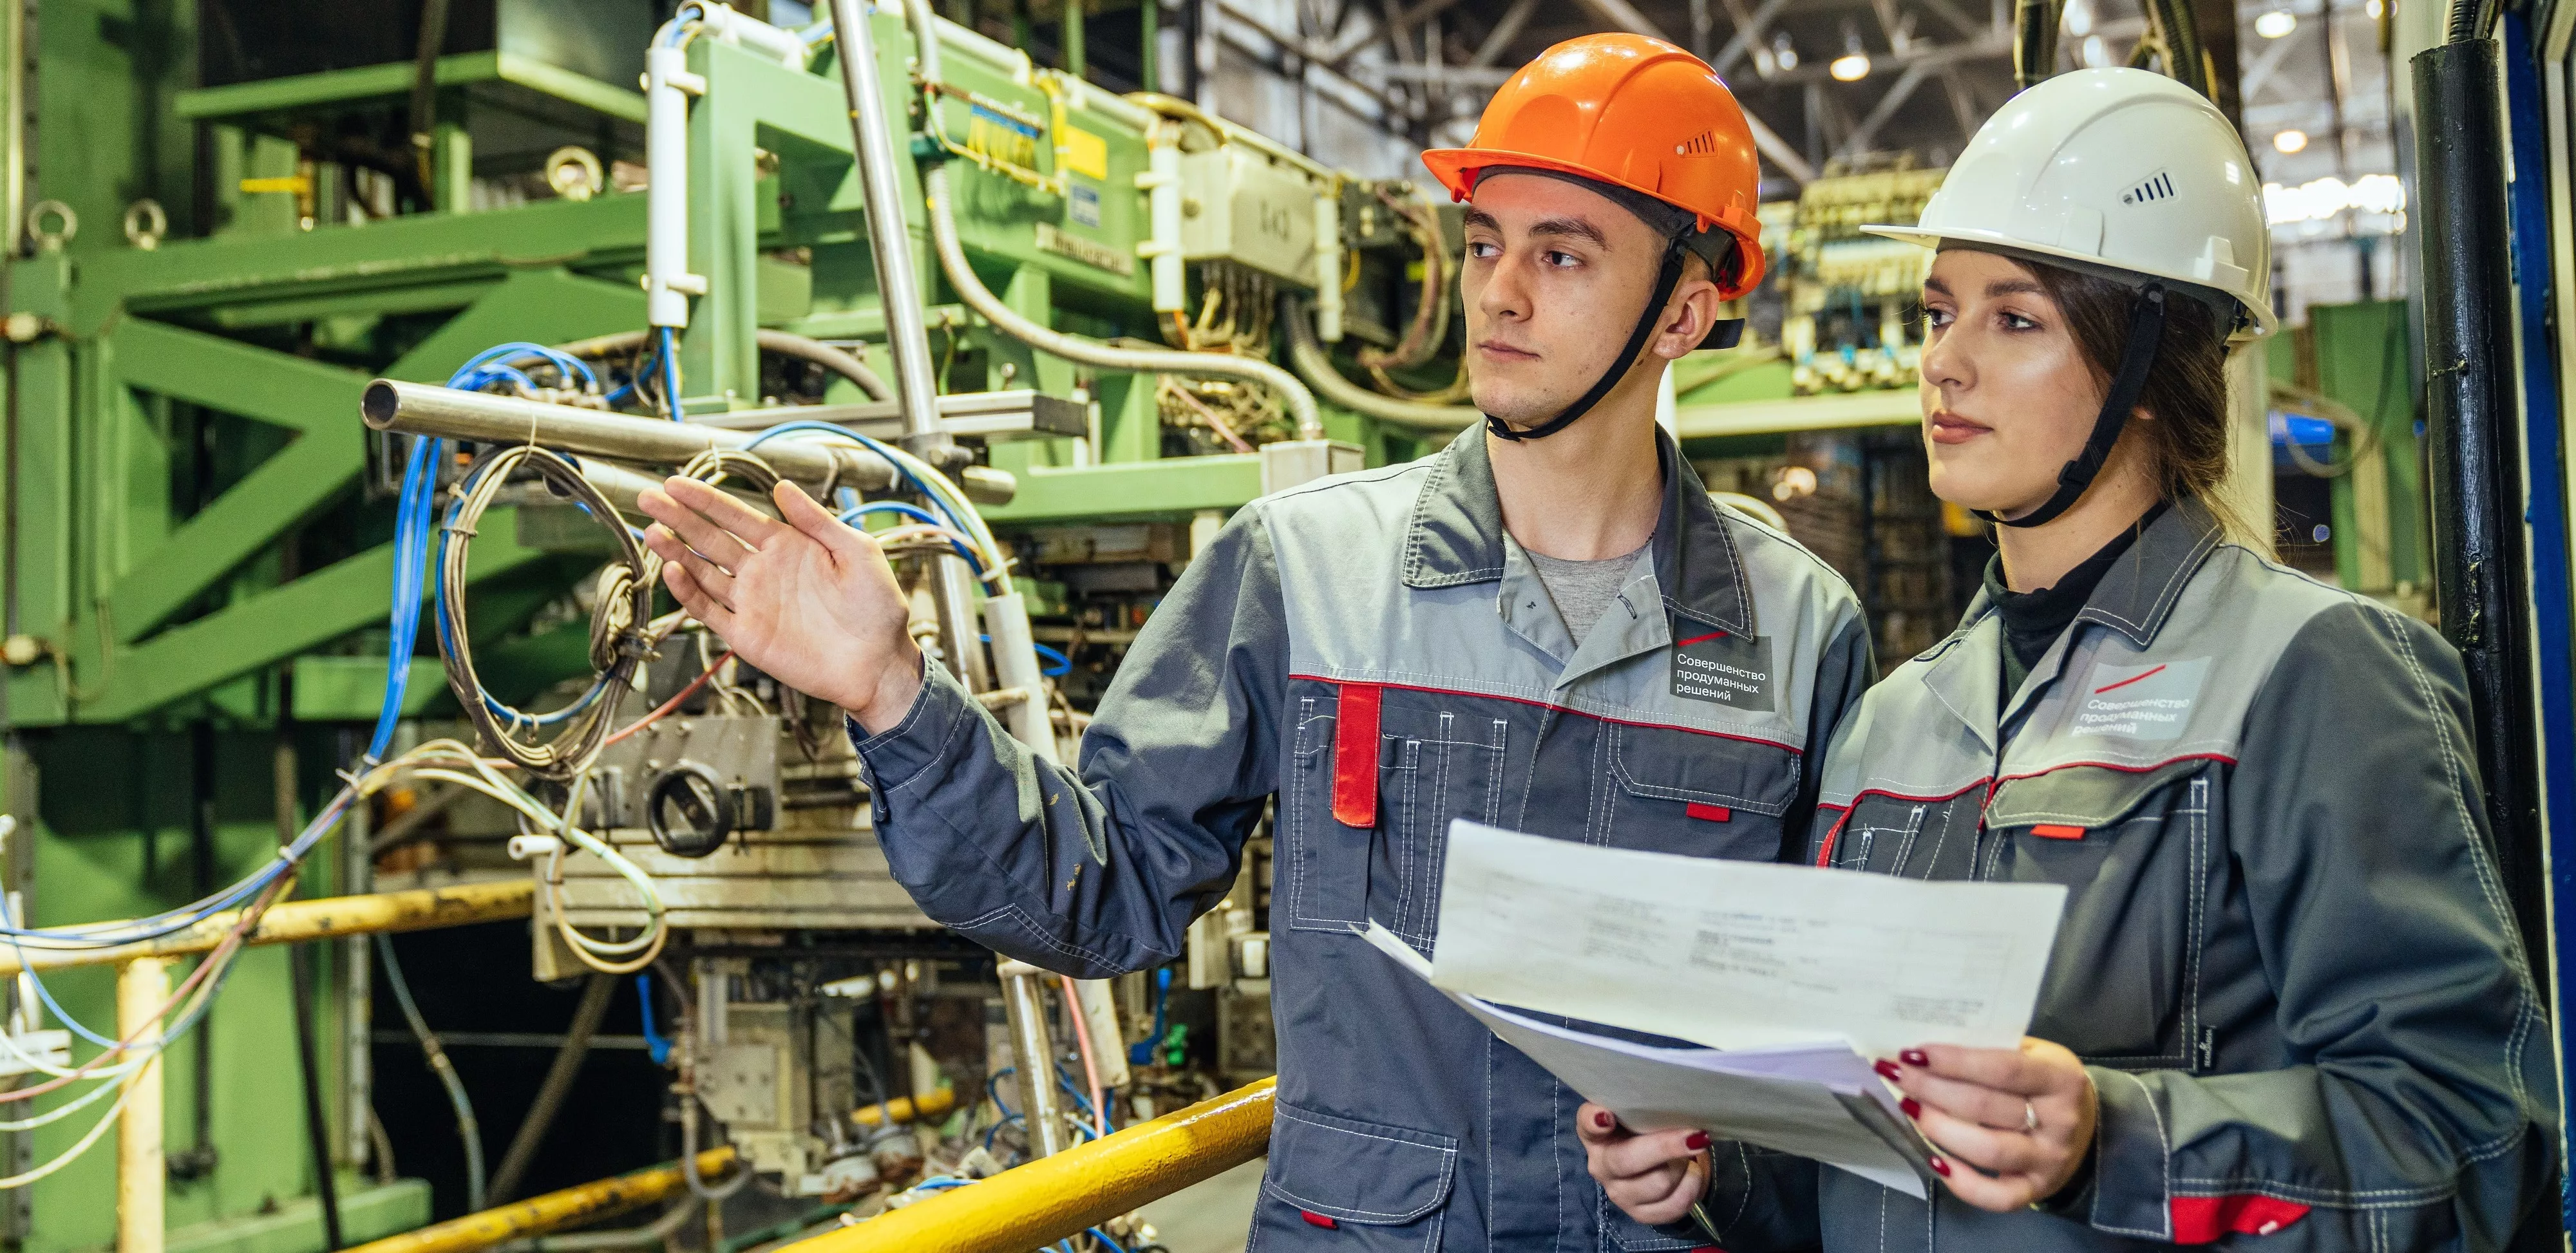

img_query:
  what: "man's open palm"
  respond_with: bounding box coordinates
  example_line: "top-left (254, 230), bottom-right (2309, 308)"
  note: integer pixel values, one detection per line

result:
top-left (636, 477), bottom-right (923, 730)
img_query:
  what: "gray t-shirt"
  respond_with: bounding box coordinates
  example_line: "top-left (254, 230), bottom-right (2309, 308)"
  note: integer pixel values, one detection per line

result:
top-left (1526, 543), bottom-right (1648, 648)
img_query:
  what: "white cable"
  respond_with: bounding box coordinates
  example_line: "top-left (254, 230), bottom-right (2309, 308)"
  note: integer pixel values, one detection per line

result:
top-left (0, 1072), bottom-right (131, 1131)
top-left (0, 1070), bottom-right (142, 1189)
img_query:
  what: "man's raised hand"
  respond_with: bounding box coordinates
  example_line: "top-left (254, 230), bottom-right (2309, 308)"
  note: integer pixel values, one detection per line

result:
top-left (636, 477), bottom-right (924, 731)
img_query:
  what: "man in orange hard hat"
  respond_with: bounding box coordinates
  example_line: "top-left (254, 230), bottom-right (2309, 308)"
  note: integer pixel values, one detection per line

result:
top-left (636, 32), bottom-right (1866, 1252)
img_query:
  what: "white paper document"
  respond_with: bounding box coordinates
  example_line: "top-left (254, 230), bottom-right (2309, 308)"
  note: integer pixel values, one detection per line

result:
top-left (1357, 820), bottom-right (2069, 1195)
top-left (1430, 821), bottom-right (2068, 1059)
top-left (1361, 921), bottom-right (1937, 1197)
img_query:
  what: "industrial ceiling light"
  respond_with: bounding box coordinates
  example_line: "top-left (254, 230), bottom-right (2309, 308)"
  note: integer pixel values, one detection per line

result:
top-left (1830, 26), bottom-right (1871, 81)
top-left (2255, 10), bottom-right (2297, 37)
top-left (2081, 34), bottom-right (2110, 65)
top-left (2273, 128), bottom-right (2309, 153)
top-left (1772, 32), bottom-right (1800, 70)
top-left (2064, 0), bottom-right (2094, 37)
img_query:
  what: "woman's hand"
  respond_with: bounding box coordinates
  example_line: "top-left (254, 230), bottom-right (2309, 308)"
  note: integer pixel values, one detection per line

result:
top-left (1880, 1037), bottom-right (2098, 1212)
top-left (1575, 1103), bottom-right (1710, 1226)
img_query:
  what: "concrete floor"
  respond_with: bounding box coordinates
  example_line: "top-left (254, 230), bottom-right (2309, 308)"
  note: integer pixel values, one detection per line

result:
top-left (1136, 1157), bottom-right (1265, 1253)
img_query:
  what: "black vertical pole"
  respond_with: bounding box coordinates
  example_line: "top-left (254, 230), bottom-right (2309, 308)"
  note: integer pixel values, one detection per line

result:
top-left (2411, 38), bottom-right (2550, 990)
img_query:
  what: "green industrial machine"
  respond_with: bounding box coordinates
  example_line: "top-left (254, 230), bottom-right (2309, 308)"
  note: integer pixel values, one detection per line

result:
top-left (0, 1), bottom-right (1493, 1247)
top-left (0, 0), bottom-right (2432, 1247)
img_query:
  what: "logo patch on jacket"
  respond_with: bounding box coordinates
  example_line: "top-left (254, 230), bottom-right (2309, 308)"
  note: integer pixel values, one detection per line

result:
top-left (2076, 657), bottom-right (2210, 740)
top-left (1670, 630), bottom-right (1774, 711)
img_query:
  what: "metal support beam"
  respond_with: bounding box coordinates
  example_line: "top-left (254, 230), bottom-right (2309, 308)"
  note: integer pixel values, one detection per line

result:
top-left (1837, 62), bottom-right (1934, 160)
top-left (1712, 0), bottom-right (1796, 77)
top-left (1470, 0), bottom-right (1542, 66)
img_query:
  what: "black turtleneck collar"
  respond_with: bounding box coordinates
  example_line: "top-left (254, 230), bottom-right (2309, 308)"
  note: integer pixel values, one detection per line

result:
top-left (1982, 500), bottom-right (2170, 701)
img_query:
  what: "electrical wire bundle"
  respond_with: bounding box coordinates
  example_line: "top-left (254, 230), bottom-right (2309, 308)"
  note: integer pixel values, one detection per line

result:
top-left (744, 421), bottom-right (1012, 589)
top-left (434, 443), bottom-right (655, 780)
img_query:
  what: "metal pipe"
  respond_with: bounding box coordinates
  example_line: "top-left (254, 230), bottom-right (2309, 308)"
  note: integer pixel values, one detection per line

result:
top-left (117, 958), bottom-right (169, 1253)
top-left (557, 330), bottom-right (893, 404)
top-left (645, 37), bottom-right (704, 330)
top-left (981, 593), bottom-right (1059, 760)
top-left (337, 1149), bottom-right (737, 1253)
top-left (1283, 301), bottom-right (1476, 431)
top-left (2011, 0), bottom-right (2060, 90)
top-left (996, 959), bottom-right (1069, 1158)
top-left (0, 881), bottom-right (536, 975)
top-left (849, 1085), bottom-right (959, 1129)
top-left (824, 0), bottom-right (946, 451)
top-left (2410, 39), bottom-right (2551, 994)
top-left (780, 1078), bottom-right (1275, 1253)
top-left (574, 459), bottom-right (780, 522)
top-left (1, 0), bottom-right (24, 258)
top-left (837, 0), bottom-right (1005, 693)
top-left (903, 0), bottom-right (1322, 439)
top-left (487, 973), bottom-right (618, 1204)
top-left (359, 382), bottom-right (898, 493)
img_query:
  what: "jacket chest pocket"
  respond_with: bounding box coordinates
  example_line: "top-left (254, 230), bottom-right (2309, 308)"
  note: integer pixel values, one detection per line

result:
top-left (1284, 685), bottom-right (1508, 948)
top-left (1985, 764), bottom-right (2213, 1069)
top-left (1599, 722), bottom-right (1801, 862)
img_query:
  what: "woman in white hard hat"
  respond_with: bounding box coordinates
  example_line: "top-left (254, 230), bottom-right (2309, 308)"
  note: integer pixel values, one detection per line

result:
top-left (1578, 67), bottom-right (2553, 1250)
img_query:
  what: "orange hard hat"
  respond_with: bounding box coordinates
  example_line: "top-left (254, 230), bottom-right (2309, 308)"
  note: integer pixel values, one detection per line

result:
top-left (1421, 33), bottom-right (1766, 298)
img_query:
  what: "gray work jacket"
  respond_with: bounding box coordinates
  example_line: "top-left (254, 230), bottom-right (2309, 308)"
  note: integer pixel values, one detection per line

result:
top-left (851, 426), bottom-right (1873, 1252)
top-left (1795, 501), bottom-right (2555, 1251)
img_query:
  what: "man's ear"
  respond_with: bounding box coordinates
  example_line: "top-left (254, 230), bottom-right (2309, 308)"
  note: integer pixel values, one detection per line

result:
top-left (1654, 272), bottom-right (1725, 361)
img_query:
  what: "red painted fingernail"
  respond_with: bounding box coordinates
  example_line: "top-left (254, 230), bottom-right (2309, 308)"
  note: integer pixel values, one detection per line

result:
top-left (1901, 1049), bottom-right (1930, 1067)
top-left (1594, 1111), bottom-right (1615, 1130)
top-left (1900, 1098), bottom-right (1921, 1119)
top-left (1874, 1059), bottom-right (1902, 1081)
top-left (1929, 1155), bottom-right (1951, 1177)
top-left (1685, 1131), bottom-right (1710, 1151)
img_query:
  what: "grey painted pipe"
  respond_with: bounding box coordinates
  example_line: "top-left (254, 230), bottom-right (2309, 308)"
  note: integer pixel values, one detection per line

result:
top-left (359, 380), bottom-right (898, 493)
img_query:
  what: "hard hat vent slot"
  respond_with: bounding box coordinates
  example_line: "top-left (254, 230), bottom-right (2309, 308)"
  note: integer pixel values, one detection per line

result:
top-left (2121, 171), bottom-right (2177, 205)
top-left (1678, 131), bottom-right (1719, 156)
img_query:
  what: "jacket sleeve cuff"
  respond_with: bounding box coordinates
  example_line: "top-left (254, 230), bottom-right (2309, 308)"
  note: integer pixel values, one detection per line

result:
top-left (846, 654), bottom-right (974, 792)
top-left (2081, 1066), bottom-right (2174, 1243)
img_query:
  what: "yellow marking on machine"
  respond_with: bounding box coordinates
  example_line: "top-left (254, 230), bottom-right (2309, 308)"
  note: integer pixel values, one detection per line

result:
top-left (0, 881), bottom-right (536, 975)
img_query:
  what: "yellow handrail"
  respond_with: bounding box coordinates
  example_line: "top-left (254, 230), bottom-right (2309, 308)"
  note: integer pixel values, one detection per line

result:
top-left (0, 881), bottom-right (535, 975)
top-left (342, 1149), bottom-right (736, 1253)
top-left (785, 1077), bottom-right (1277, 1253)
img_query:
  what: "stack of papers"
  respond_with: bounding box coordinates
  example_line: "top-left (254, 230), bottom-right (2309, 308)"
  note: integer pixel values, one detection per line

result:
top-left (1362, 821), bottom-right (2070, 1197)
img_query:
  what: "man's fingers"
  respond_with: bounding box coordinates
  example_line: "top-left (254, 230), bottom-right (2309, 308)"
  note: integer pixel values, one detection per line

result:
top-left (639, 489), bottom-right (755, 564)
top-left (659, 559), bottom-right (737, 632)
top-left (773, 480), bottom-right (875, 560)
top-left (663, 476), bottom-right (789, 546)
top-left (649, 530), bottom-right (737, 610)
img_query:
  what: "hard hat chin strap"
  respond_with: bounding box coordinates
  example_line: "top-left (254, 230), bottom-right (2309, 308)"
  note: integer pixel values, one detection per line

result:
top-left (1486, 241), bottom-right (1689, 444)
top-left (1979, 284), bottom-right (2168, 530)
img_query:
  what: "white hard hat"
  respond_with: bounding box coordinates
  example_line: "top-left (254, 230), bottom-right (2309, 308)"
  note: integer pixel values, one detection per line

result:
top-left (1867, 68), bottom-right (2276, 338)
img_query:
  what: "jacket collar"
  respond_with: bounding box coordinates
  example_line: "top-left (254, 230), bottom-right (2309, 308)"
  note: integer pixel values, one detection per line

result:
top-left (2072, 496), bottom-right (2225, 648)
top-left (1932, 495), bottom-right (2226, 656)
top-left (1402, 425), bottom-right (1753, 637)
top-left (1909, 496), bottom-right (2228, 748)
